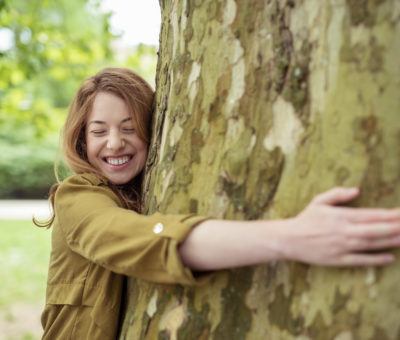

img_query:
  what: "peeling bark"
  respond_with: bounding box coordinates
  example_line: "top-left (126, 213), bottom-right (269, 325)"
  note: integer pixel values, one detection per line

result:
top-left (120, 1), bottom-right (400, 339)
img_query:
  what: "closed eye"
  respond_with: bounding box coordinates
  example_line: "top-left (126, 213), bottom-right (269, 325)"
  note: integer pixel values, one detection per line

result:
top-left (122, 128), bottom-right (135, 133)
top-left (91, 130), bottom-right (106, 135)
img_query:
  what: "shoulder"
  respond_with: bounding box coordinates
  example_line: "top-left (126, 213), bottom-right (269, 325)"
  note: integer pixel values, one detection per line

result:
top-left (56, 173), bottom-right (120, 205)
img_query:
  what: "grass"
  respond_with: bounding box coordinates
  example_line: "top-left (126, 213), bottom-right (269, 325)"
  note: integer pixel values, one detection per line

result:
top-left (0, 219), bottom-right (51, 307)
top-left (0, 219), bottom-right (51, 340)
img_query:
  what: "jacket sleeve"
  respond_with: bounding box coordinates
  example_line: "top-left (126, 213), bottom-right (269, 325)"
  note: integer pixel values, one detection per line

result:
top-left (55, 174), bottom-right (210, 285)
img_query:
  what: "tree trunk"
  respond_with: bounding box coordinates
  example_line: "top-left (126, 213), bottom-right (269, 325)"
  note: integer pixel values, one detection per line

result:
top-left (119, 1), bottom-right (400, 339)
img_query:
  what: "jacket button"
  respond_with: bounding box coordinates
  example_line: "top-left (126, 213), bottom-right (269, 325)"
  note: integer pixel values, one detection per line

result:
top-left (153, 223), bottom-right (164, 234)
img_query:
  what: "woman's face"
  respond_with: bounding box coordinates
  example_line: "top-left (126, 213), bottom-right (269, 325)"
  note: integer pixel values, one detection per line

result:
top-left (85, 91), bottom-right (148, 185)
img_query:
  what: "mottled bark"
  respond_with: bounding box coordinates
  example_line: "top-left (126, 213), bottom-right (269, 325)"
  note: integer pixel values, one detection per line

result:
top-left (120, 1), bottom-right (400, 339)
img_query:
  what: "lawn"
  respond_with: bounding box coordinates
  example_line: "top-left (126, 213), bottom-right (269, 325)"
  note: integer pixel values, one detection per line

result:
top-left (0, 219), bottom-right (51, 340)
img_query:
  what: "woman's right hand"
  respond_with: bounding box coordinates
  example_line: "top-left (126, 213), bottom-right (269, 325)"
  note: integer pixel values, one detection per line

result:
top-left (280, 187), bottom-right (400, 266)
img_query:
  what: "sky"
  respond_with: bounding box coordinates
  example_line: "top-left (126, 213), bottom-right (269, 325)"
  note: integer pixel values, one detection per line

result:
top-left (100, 0), bottom-right (161, 46)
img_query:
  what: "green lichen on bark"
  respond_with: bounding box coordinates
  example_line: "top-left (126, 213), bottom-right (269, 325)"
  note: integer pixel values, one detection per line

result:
top-left (331, 287), bottom-right (350, 314)
top-left (340, 3), bottom-right (388, 74)
top-left (306, 312), bottom-right (331, 340)
top-left (368, 37), bottom-right (385, 73)
top-left (268, 284), bottom-right (305, 336)
top-left (231, 0), bottom-right (265, 40)
top-left (139, 312), bottom-right (152, 339)
top-left (340, 34), bottom-right (386, 73)
top-left (263, 1), bottom-right (312, 123)
top-left (221, 142), bottom-right (284, 218)
top-left (177, 297), bottom-right (210, 339)
top-left (223, 127), bottom-right (254, 180)
top-left (155, 96), bottom-right (168, 144)
top-left (347, 0), bottom-right (386, 27)
top-left (189, 198), bottom-right (198, 213)
top-left (353, 115), bottom-right (380, 151)
top-left (213, 268), bottom-right (253, 340)
top-left (335, 166), bottom-right (351, 185)
top-left (157, 330), bottom-right (169, 340)
top-left (372, 328), bottom-right (392, 340)
top-left (358, 155), bottom-right (393, 207)
top-left (221, 177), bottom-right (246, 212)
top-left (351, 114), bottom-right (395, 207)
top-left (281, 40), bottom-right (311, 121)
top-left (190, 128), bottom-right (204, 164)
top-left (244, 146), bottom-right (285, 219)
top-left (269, 1), bottom-right (292, 93)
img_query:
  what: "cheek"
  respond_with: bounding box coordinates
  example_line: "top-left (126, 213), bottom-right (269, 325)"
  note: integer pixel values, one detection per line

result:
top-left (141, 141), bottom-right (148, 153)
top-left (140, 142), bottom-right (149, 158)
top-left (86, 137), bottom-right (101, 162)
top-left (130, 135), bottom-right (148, 153)
top-left (135, 140), bottom-right (148, 167)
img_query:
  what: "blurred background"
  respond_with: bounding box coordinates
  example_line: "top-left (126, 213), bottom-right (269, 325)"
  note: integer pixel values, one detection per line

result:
top-left (0, 0), bottom-right (160, 338)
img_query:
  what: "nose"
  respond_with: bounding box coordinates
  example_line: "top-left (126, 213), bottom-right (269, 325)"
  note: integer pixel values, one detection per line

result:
top-left (106, 132), bottom-right (125, 150)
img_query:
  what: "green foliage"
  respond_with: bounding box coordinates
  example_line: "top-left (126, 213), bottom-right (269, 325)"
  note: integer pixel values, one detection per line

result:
top-left (0, 0), bottom-right (158, 198)
top-left (124, 44), bottom-right (158, 87)
top-left (0, 0), bottom-right (115, 136)
top-left (0, 137), bottom-right (57, 198)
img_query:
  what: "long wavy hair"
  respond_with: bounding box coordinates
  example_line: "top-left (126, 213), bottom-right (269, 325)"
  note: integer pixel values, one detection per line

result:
top-left (35, 68), bottom-right (154, 227)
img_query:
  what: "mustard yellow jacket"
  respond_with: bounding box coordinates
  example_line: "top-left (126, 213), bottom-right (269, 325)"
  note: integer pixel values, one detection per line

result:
top-left (41, 174), bottom-right (207, 339)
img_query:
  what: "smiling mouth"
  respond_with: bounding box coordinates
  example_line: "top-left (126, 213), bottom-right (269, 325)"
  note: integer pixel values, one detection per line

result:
top-left (104, 155), bottom-right (132, 166)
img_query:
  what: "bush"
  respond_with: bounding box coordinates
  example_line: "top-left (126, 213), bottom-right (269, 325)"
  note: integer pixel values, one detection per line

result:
top-left (0, 140), bottom-right (59, 199)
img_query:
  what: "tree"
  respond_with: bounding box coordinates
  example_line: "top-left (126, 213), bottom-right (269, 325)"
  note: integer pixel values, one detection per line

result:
top-left (120, 0), bottom-right (400, 338)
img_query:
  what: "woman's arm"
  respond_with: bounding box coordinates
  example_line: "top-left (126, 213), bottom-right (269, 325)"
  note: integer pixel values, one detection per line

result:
top-left (55, 174), bottom-right (208, 284)
top-left (179, 187), bottom-right (400, 270)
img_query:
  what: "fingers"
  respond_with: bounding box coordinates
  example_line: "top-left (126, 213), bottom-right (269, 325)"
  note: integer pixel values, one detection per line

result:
top-left (347, 235), bottom-right (400, 252)
top-left (341, 207), bottom-right (400, 223)
top-left (312, 187), bottom-right (359, 206)
top-left (347, 221), bottom-right (400, 238)
top-left (339, 253), bottom-right (395, 266)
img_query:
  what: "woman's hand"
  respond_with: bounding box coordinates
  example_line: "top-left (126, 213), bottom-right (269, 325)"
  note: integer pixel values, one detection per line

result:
top-left (281, 187), bottom-right (400, 266)
top-left (180, 187), bottom-right (400, 271)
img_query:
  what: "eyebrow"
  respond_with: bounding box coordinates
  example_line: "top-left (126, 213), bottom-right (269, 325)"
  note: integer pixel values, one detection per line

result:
top-left (88, 117), bottom-right (132, 126)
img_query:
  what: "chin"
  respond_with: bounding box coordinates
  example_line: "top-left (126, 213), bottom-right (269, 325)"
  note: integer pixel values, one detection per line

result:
top-left (108, 177), bottom-right (133, 185)
top-left (107, 172), bottom-right (139, 186)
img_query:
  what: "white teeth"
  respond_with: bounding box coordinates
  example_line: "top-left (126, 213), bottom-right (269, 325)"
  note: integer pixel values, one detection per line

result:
top-left (106, 156), bottom-right (130, 165)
